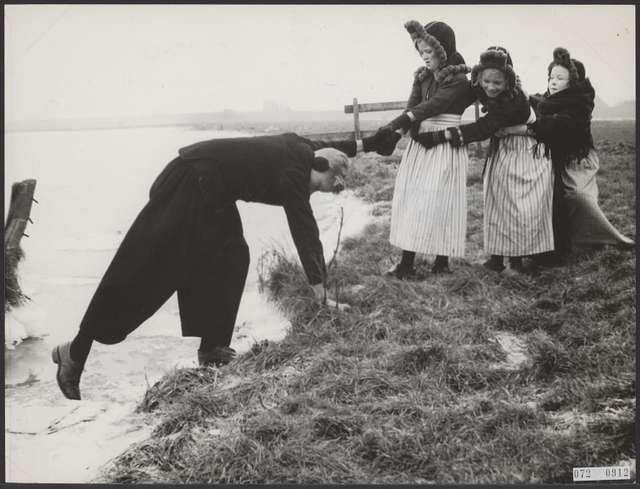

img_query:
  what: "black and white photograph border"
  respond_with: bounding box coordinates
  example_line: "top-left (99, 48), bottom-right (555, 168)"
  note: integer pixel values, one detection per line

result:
top-left (3, 3), bottom-right (636, 485)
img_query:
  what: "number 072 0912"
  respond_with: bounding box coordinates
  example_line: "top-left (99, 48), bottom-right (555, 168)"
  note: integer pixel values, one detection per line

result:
top-left (573, 466), bottom-right (631, 481)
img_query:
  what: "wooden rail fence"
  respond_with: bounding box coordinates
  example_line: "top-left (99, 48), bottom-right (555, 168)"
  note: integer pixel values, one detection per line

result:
top-left (303, 97), bottom-right (480, 143)
top-left (344, 99), bottom-right (406, 139)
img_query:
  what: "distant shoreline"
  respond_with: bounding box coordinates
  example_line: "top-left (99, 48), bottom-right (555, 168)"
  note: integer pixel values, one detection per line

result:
top-left (5, 117), bottom-right (635, 134)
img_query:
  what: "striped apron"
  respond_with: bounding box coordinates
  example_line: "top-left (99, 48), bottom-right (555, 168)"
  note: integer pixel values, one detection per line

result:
top-left (390, 114), bottom-right (468, 257)
top-left (483, 134), bottom-right (554, 256)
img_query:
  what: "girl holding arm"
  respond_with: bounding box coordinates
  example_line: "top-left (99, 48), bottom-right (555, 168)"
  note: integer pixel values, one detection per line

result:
top-left (381, 20), bottom-right (475, 279)
top-left (497, 47), bottom-right (633, 264)
top-left (413, 47), bottom-right (555, 272)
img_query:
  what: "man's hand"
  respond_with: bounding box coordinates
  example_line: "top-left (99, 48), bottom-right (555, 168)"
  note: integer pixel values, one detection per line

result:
top-left (376, 130), bottom-right (402, 156)
top-left (311, 283), bottom-right (351, 311)
top-left (363, 129), bottom-right (402, 156)
top-left (380, 113), bottom-right (412, 133)
top-left (311, 283), bottom-right (326, 303)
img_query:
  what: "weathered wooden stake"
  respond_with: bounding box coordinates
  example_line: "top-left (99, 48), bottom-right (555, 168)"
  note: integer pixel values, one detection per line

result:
top-left (5, 179), bottom-right (37, 251)
top-left (5, 179), bottom-right (37, 309)
top-left (352, 97), bottom-right (361, 140)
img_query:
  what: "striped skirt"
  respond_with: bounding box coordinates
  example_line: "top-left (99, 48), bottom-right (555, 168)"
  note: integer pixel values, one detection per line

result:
top-left (483, 135), bottom-right (554, 256)
top-left (390, 114), bottom-right (468, 257)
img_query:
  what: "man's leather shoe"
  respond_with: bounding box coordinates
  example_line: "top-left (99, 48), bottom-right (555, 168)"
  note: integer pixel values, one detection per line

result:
top-left (198, 346), bottom-right (236, 367)
top-left (51, 342), bottom-right (83, 400)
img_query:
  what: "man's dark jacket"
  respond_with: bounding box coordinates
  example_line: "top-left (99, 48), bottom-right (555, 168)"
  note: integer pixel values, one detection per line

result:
top-left (155, 132), bottom-right (356, 286)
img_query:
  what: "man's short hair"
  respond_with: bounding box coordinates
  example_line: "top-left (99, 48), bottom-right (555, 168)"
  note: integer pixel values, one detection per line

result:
top-left (313, 148), bottom-right (349, 175)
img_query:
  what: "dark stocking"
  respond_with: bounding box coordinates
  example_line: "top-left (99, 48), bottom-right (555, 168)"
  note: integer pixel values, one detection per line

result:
top-left (400, 250), bottom-right (416, 269)
top-left (432, 255), bottom-right (450, 273)
top-left (509, 256), bottom-right (523, 271)
top-left (484, 254), bottom-right (505, 272)
top-left (70, 330), bottom-right (93, 365)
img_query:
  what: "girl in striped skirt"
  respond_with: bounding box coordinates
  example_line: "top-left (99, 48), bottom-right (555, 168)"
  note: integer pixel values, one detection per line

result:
top-left (379, 20), bottom-right (475, 279)
top-left (498, 48), bottom-right (634, 265)
top-left (413, 47), bottom-right (555, 272)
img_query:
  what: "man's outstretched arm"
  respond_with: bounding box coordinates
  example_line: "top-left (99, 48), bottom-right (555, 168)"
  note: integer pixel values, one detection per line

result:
top-left (282, 188), bottom-right (350, 311)
top-left (297, 130), bottom-right (401, 157)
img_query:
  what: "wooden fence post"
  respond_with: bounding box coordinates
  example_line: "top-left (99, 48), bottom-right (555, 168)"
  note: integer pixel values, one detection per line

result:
top-left (307, 100), bottom-right (405, 142)
top-left (352, 97), bottom-right (361, 140)
top-left (5, 179), bottom-right (37, 251)
top-left (5, 179), bottom-right (37, 309)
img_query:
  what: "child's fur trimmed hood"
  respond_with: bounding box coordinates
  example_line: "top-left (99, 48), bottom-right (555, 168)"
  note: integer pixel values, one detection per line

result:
top-left (547, 47), bottom-right (584, 86)
top-left (405, 20), bottom-right (449, 64)
top-left (470, 47), bottom-right (520, 98)
top-left (414, 63), bottom-right (471, 84)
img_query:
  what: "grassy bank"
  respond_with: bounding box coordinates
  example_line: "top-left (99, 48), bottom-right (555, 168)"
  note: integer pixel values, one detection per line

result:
top-left (103, 123), bottom-right (635, 484)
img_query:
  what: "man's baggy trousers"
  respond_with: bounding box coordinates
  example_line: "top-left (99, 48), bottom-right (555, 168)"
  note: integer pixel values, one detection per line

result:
top-left (77, 157), bottom-right (250, 346)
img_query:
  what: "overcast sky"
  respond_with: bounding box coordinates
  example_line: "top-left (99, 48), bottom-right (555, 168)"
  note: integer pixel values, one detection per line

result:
top-left (5, 4), bottom-right (635, 121)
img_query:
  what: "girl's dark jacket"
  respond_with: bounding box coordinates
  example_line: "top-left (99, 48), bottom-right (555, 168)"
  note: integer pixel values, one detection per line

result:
top-left (153, 133), bottom-right (356, 286)
top-left (405, 63), bottom-right (475, 136)
top-left (456, 84), bottom-right (532, 145)
top-left (529, 78), bottom-right (595, 166)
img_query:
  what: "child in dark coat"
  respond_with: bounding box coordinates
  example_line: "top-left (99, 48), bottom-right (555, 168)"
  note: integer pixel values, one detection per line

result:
top-left (498, 47), bottom-right (633, 264)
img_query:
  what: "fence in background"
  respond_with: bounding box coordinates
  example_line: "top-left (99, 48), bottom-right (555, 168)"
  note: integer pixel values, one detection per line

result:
top-left (303, 97), bottom-right (480, 143)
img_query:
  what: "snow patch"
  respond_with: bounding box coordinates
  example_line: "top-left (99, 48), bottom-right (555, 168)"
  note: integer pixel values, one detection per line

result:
top-left (490, 332), bottom-right (529, 371)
